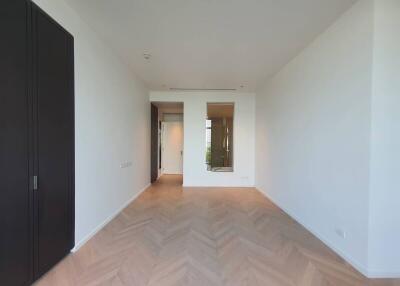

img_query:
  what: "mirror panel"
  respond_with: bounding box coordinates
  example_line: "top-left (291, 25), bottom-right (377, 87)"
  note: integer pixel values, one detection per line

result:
top-left (206, 103), bottom-right (234, 172)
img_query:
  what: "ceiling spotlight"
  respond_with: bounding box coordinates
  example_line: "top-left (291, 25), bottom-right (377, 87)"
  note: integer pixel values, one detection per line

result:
top-left (143, 53), bottom-right (151, 60)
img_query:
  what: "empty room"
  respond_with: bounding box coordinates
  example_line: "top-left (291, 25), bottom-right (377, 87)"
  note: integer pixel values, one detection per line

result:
top-left (1, 0), bottom-right (399, 285)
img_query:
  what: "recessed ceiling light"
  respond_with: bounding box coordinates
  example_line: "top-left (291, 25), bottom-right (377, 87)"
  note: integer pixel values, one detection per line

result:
top-left (143, 53), bottom-right (151, 60)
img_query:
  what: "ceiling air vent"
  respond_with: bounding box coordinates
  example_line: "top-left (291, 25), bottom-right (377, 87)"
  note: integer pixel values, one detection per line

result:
top-left (169, 88), bottom-right (237, 91)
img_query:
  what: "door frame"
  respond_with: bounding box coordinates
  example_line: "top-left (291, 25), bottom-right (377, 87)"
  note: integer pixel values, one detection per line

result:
top-left (150, 104), bottom-right (159, 183)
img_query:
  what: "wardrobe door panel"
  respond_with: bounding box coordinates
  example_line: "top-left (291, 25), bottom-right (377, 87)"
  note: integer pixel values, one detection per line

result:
top-left (34, 6), bottom-right (74, 277)
top-left (0, 1), bottom-right (32, 285)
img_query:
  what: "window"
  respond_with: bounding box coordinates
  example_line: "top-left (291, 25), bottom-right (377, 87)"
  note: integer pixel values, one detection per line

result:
top-left (206, 103), bottom-right (234, 172)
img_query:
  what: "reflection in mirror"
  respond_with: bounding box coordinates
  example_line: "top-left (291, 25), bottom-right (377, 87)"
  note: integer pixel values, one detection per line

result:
top-left (206, 103), bottom-right (234, 172)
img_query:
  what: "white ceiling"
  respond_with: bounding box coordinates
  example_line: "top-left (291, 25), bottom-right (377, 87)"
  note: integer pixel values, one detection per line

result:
top-left (65, 0), bottom-right (356, 92)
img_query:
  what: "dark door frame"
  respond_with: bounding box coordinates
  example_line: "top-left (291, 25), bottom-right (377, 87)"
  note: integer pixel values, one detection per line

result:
top-left (151, 103), bottom-right (159, 183)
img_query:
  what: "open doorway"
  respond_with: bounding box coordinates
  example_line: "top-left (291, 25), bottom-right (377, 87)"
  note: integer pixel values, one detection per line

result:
top-left (162, 121), bottom-right (183, 174)
top-left (150, 102), bottom-right (184, 183)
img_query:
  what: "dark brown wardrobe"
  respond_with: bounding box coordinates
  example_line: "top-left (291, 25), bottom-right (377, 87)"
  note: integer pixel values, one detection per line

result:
top-left (0, 1), bottom-right (75, 285)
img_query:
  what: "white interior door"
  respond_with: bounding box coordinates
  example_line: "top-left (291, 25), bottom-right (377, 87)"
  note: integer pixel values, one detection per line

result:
top-left (162, 122), bottom-right (183, 174)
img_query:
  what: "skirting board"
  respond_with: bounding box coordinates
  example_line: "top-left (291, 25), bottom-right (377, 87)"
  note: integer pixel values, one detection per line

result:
top-left (71, 183), bottom-right (151, 252)
top-left (367, 270), bottom-right (400, 279)
top-left (255, 186), bottom-right (371, 278)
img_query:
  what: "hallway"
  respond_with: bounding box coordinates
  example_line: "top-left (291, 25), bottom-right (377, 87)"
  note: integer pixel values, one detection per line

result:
top-left (35, 175), bottom-right (398, 286)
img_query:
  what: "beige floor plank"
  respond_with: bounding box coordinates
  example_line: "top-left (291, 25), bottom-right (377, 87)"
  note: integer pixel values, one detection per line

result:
top-left (34, 175), bottom-right (399, 286)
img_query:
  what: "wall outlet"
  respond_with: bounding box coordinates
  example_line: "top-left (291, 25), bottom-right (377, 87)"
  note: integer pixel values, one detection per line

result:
top-left (120, 161), bottom-right (132, 168)
top-left (335, 228), bottom-right (346, 239)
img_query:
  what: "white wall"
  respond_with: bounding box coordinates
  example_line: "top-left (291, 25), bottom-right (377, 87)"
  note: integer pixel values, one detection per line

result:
top-left (255, 0), bottom-right (373, 274)
top-left (150, 91), bottom-right (255, 187)
top-left (33, 0), bottom-right (150, 249)
top-left (368, 0), bottom-right (400, 277)
top-left (163, 113), bottom-right (183, 122)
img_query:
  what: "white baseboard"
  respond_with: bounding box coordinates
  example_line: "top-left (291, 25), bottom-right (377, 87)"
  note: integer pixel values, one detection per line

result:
top-left (367, 270), bottom-right (400, 279)
top-left (255, 186), bottom-right (371, 278)
top-left (71, 183), bottom-right (151, 252)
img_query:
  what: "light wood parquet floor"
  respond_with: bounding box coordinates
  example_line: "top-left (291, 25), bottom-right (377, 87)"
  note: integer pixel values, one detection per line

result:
top-left (35, 175), bottom-right (400, 286)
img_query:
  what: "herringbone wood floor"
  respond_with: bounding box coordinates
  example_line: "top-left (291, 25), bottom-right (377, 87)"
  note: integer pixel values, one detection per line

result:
top-left (35, 175), bottom-right (399, 286)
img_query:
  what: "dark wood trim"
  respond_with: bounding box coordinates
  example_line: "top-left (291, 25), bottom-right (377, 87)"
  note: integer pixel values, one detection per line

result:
top-left (68, 35), bottom-right (75, 252)
top-left (31, 2), bottom-right (39, 277)
top-left (27, 0), bottom-right (35, 283)
top-left (151, 104), bottom-right (159, 183)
